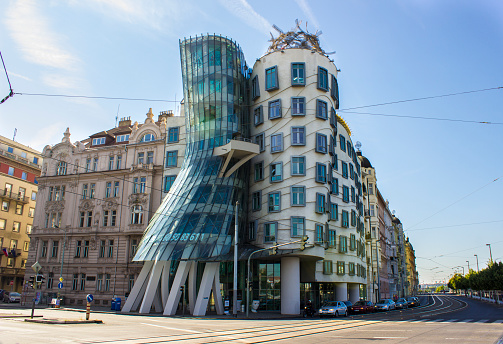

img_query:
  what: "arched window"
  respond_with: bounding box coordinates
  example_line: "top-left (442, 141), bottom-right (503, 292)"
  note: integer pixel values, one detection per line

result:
top-left (56, 161), bottom-right (67, 176)
top-left (131, 205), bottom-right (143, 224)
top-left (140, 133), bottom-right (155, 142)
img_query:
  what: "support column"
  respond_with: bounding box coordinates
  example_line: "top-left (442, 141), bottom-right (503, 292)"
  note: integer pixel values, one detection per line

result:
top-left (122, 261), bottom-right (154, 313)
top-left (160, 261), bottom-right (171, 309)
top-left (280, 257), bottom-right (300, 315)
top-left (193, 262), bottom-right (220, 316)
top-left (163, 261), bottom-right (191, 316)
top-left (348, 283), bottom-right (360, 303)
top-left (335, 282), bottom-right (348, 301)
top-left (139, 260), bottom-right (164, 313)
top-left (188, 261), bottom-right (197, 314)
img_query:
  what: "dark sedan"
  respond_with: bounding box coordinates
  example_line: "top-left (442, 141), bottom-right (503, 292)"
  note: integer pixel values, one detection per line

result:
top-left (407, 296), bottom-right (421, 307)
top-left (351, 300), bottom-right (375, 314)
top-left (342, 301), bottom-right (354, 314)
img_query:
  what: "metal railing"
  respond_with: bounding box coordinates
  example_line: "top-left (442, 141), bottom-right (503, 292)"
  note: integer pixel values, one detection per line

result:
top-left (0, 189), bottom-right (29, 203)
top-left (0, 148), bottom-right (42, 169)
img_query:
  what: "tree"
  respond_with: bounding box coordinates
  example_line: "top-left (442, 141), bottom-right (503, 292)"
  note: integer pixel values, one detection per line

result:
top-left (435, 286), bottom-right (446, 293)
top-left (448, 273), bottom-right (468, 291)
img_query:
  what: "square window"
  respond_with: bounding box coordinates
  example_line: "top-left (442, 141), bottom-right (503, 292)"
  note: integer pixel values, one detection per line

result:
top-left (316, 163), bottom-right (327, 183)
top-left (270, 133), bottom-right (283, 153)
top-left (168, 127), bottom-right (179, 143)
top-left (291, 156), bottom-right (306, 176)
top-left (291, 186), bottom-right (306, 206)
top-left (254, 161), bottom-right (264, 181)
top-left (264, 222), bottom-right (277, 242)
top-left (291, 217), bottom-right (305, 237)
top-left (291, 63), bottom-right (305, 85)
top-left (316, 133), bottom-right (327, 154)
top-left (268, 99), bottom-right (282, 120)
top-left (254, 106), bottom-right (263, 126)
top-left (252, 191), bottom-right (261, 211)
top-left (317, 67), bottom-right (328, 91)
top-left (291, 97), bottom-right (305, 116)
top-left (265, 66), bottom-right (279, 91)
top-left (316, 99), bottom-right (328, 120)
top-left (255, 133), bottom-right (265, 152)
top-left (268, 192), bottom-right (281, 212)
top-left (270, 162), bottom-right (283, 182)
top-left (316, 193), bottom-right (326, 214)
top-left (291, 127), bottom-right (305, 146)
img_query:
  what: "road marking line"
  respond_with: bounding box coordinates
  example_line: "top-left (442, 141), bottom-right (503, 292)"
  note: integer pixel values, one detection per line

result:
top-left (140, 323), bottom-right (202, 333)
top-left (493, 320), bottom-right (503, 323)
top-left (432, 319), bottom-right (444, 322)
top-left (462, 319), bottom-right (473, 323)
top-left (444, 319), bottom-right (458, 322)
top-left (373, 337), bottom-right (408, 339)
top-left (475, 319), bottom-right (489, 323)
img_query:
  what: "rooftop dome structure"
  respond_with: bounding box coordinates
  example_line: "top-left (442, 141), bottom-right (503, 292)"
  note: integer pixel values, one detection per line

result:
top-left (357, 151), bottom-right (373, 168)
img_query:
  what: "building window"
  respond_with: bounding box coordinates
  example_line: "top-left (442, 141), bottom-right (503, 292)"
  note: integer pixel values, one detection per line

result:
top-left (7, 167), bottom-right (14, 176)
top-left (113, 181), bottom-right (120, 197)
top-left (146, 151), bottom-right (154, 164)
top-left (264, 222), bottom-right (277, 242)
top-left (291, 217), bottom-right (304, 237)
top-left (105, 274), bottom-right (111, 291)
top-left (368, 183), bottom-right (374, 195)
top-left (291, 62), bottom-right (305, 86)
top-left (31, 191), bottom-right (37, 201)
top-left (291, 156), bottom-right (306, 176)
top-left (21, 172), bottom-right (27, 180)
top-left (349, 163), bottom-right (354, 180)
top-left (111, 210), bottom-right (117, 226)
top-left (315, 223), bottom-right (324, 243)
top-left (130, 239), bottom-right (138, 257)
top-left (341, 210), bottom-right (349, 228)
top-left (96, 274), bottom-right (103, 291)
top-left (348, 262), bottom-right (355, 276)
top-left (328, 229), bottom-right (336, 247)
top-left (332, 178), bottom-right (339, 195)
top-left (342, 162), bottom-right (348, 178)
top-left (105, 182), bottom-right (112, 198)
top-left (339, 135), bottom-right (346, 152)
top-left (164, 175), bottom-right (176, 192)
top-left (72, 274), bottom-right (78, 290)
top-left (80, 273), bottom-right (86, 290)
top-left (168, 127), bottom-right (179, 143)
top-left (268, 192), bottom-right (281, 212)
top-left (339, 236), bottom-right (348, 253)
top-left (254, 161), bottom-right (264, 181)
top-left (316, 163), bottom-right (327, 183)
top-left (107, 240), bottom-right (114, 258)
top-left (140, 133), bottom-right (155, 142)
top-left (316, 99), bottom-right (328, 120)
top-left (291, 127), bottom-right (305, 145)
top-left (251, 75), bottom-right (260, 100)
top-left (316, 193), bottom-right (326, 214)
top-left (92, 137), bottom-right (105, 145)
top-left (351, 186), bottom-right (355, 203)
top-left (139, 177), bottom-right (146, 193)
top-left (268, 99), bottom-right (282, 120)
top-left (116, 134), bottom-right (129, 143)
top-left (12, 221), bottom-right (20, 232)
top-left (46, 272), bottom-right (53, 289)
top-left (1, 201), bottom-right (9, 212)
top-left (252, 191), bottom-right (261, 211)
top-left (351, 210), bottom-right (357, 227)
top-left (0, 219), bottom-right (5, 230)
top-left (89, 183), bottom-right (95, 199)
top-left (331, 75), bottom-right (339, 108)
top-left (166, 151), bottom-right (177, 167)
top-left (99, 240), bottom-right (106, 258)
top-left (93, 158), bottom-right (98, 171)
top-left (137, 152), bottom-right (144, 165)
top-left (75, 240), bottom-right (82, 258)
top-left (41, 241), bottom-right (48, 257)
top-left (131, 205), bottom-right (143, 224)
top-left (108, 156), bottom-right (114, 170)
top-left (291, 186), bottom-right (306, 206)
top-left (51, 241), bottom-right (59, 257)
top-left (350, 234), bottom-right (356, 251)
top-left (316, 133), bottom-right (327, 154)
top-left (265, 66), bottom-right (279, 91)
top-left (85, 158), bottom-right (91, 172)
top-left (254, 106), bottom-right (263, 126)
top-left (86, 211), bottom-right (93, 227)
top-left (318, 67), bottom-right (328, 91)
top-left (323, 260), bottom-right (333, 275)
top-left (270, 162), bottom-right (283, 182)
top-left (330, 203), bottom-right (338, 221)
top-left (342, 186), bottom-right (349, 203)
top-left (255, 133), bottom-right (265, 152)
top-left (56, 161), bottom-right (67, 176)
top-left (270, 133), bottom-right (283, 153)
top-left (103, 210), bottom-right (109, 226)
top-left (15, 204), bottom-right (23, 215)
top-left (337, 261), bottom-right (345, 275)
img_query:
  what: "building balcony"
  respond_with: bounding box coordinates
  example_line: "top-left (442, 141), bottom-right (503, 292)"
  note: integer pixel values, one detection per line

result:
top-left (0, 189), bottom-right (29, 204)
top-left (213, 138), bottom-right (259, 178)
top-left (0, 148), bottom-right (42, 170)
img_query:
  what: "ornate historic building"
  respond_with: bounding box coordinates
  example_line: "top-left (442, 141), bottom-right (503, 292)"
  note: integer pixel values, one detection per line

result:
top-left (0, 135), bottom-right (42, 293)
top-left (25, 109), bottom-right (185, 306)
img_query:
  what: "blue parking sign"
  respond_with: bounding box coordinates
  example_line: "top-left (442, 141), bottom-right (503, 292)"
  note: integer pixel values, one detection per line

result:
top-left (58, 282), bottom-right (63, 289)
top-left (86, 294), bottom-right (94, 303)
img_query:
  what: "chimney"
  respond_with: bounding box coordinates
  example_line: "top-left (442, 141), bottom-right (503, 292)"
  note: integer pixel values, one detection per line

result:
top-left (158, 110), bottom-right (174, 122)
top-left (119, 116), bottom-right (132, 127)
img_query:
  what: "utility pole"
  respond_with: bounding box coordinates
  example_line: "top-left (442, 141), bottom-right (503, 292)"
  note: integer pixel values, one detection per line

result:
top-left (233, 201), bottom-right (238, 317)
top-left (466, 260), bottom-right (470, 272)
top-left (486, 244), bottom-right (493, 264)
top-left (474, 254), bottom-right (479, 272)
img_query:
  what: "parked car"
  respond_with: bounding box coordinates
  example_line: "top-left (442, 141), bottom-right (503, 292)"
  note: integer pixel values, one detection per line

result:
top-left (3, 291), bottom-right (21, 303)
top-left (407, 296), bottom-right (421, 307)
top-left (342, 300), bottom-right (354, 314)
top-left (318, 301), bottom-right (348, 317)
top-left (375, 299), bottom-right (396, 311)
top-left (351, 300), bottom-right (375, 314)
top-left (0, 289), bottom-right (5, 300)
top-left (395, 298), bottom-right (409, 309)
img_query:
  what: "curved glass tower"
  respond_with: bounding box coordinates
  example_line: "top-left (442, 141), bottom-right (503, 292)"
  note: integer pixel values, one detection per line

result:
top-left (133, 35), bottom-right (250, 263)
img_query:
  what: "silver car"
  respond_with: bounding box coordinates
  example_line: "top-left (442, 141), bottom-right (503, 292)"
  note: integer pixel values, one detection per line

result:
top-left (318, 301), bottom-right (348, 317)
top-left (374, 299), bottom-right (396, 311)
top-left (3, 291), bottom-right (21, 303)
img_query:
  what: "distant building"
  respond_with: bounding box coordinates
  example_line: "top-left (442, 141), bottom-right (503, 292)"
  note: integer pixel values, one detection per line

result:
top-left (0, 135), bottom-right (42, 293)
top-left (405, 237), bottom-right (419, 295)
top-left (25, 109), bottom-right (185, 306)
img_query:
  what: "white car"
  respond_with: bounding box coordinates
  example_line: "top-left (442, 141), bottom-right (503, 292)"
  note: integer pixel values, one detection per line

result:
top-left (318, 301), bottom-right (348, 317)
top-left (3, 291), bottom-right (21, 303)
top-left (374, 299), bottom-right (396, 311)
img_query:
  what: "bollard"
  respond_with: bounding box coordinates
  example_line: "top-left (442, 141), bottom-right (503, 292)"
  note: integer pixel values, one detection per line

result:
top-left (86, 302), bottom-right (91, 320)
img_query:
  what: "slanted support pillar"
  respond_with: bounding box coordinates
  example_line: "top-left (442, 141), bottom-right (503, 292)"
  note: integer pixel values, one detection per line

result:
top-left (188, 261), bottom-right (197, 314)
top-left (193, 262), bottom-right (221, 316)
top-left (122, 261), bottom-right (154, 313)
top-left (163, 261), bottom-right (191, 316)
top-left (139, 260), bottom-right (164, 313)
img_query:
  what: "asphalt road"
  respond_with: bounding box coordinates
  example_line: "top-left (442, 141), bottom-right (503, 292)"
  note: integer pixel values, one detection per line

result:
top-left (0, 294), bottom-right (501, 344)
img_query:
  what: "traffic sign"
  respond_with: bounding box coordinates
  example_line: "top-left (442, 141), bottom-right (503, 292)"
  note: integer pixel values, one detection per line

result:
top-left (59, 277), bottom-right (64, 282)
top-left (86, 294), bottom-right (94, 303)
top-left (58, 282), bottom-right (63, 289)
top-left (31, 261), bottom-right (42, 274)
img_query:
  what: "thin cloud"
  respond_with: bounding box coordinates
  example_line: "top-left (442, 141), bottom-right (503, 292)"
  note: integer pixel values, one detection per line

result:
top-left (218, 0), bottom-right (271, 36)
top-left (5, 0), bottom-right (79, 71)
top-left (294, 0), bottom-right (320, 30)
top-left (9, 72), bottom-right (32, 82)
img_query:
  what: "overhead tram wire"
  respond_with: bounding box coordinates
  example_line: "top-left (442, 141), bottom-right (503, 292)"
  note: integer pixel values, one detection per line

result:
top-left (407, 219), bottom-right (503, 232)
top-left (0, 50), bottom-right (14, 104)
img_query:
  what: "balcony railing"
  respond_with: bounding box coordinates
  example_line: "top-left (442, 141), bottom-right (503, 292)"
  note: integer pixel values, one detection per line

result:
top-left (0, 148), bottom-right (42, 169)
top-left (0, 189), bottom-right (29, 203)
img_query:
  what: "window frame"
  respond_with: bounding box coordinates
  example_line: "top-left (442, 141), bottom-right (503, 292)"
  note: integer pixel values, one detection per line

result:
top-left (270, 133), bottom-right (283, 153)
top-left (291, 126), bottom-right (306, 146)
top-left (291, 156), bottom-right (306, 176)
top-left (253, 105), bottom-right (264, 126)
top-left (290, 185), bottom-right (306, 207)
top-left (291, 97), bottom-right (306, 116)
top-left (268, 99), bottom-right (282, 120)
top-left (316, 99), bottom-right (328, 120)
top-left (264, 222), bottom-right (277, 243)
top-left (291, 62), bottom-right (306, 86)
top-left (267, 191), bottom-right (281, 213)
top-left (265, 65), bottom-right (279, 91)
top-left (317, 66), bottom-right (329, 91)
top-left (270, 162), bottom-right (283, 182)
top-left (252, 191), bottom-right (262, 211)
top-left (316, 133), bottom-right (328, 154)
top-left (315, 162), bottom-right (327, 183)
top-left (290, 216), bottom-right (305, 237)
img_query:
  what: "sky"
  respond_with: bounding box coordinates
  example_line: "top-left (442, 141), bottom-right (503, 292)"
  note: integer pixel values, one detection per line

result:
top-left (1, 0), bottom-right (502, 284)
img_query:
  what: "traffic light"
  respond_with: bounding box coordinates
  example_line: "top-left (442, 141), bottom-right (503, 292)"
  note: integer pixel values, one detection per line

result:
top-left (300, 235), bottom-right (308, 250)
top-left (271, 243), bottom-right (277, 255)
top-left (27, 276), bottom-right (35, 288)
top-left (35, 274), bottom-right (45, 284)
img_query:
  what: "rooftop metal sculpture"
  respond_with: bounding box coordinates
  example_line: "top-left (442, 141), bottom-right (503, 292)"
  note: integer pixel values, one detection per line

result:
top-left (267, 20), bottom-right (333, 55)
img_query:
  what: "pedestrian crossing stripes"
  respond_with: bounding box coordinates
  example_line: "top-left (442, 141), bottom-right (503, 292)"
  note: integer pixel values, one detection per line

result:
top-left (475, 319), bottom-right (489, 323)
top-left (494, 320), bottom-right (503, 323)
top-left (409, 318), bottom-right (502, 324)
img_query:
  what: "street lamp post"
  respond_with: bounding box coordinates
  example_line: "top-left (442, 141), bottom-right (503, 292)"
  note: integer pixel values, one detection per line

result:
top-left (486, 244), bottom-right (493, 264)
top-left (474, 254), bottom-right (479, 272)
top-left (233, 201), bottom-right (238, 317)
top-left (57, 226), bottom-right (67, 304)
top-left (466, 260), bottom-right (470, 272)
